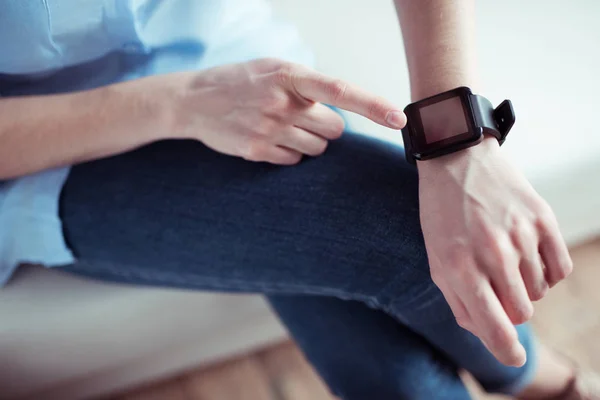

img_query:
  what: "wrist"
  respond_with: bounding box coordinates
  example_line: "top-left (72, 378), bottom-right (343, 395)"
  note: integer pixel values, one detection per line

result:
top-left (123, 74), bottom-right (184, 142)
top-left (150, 76), bottom-right (183, 141)
top-left (411, 73), bottom-right (481, 102)
top-left (416, 134), bottom-right (499, 176)
top-left (105, 77), bottom-right (176, 144)
top-left (155, 71), bottom-right (213, 141)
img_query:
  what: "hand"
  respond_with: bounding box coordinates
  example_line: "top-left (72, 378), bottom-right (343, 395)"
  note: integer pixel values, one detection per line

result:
top-left (161, 58), bottom-right (406, 164)
top-left (417, 137), bottom-right (573, 367)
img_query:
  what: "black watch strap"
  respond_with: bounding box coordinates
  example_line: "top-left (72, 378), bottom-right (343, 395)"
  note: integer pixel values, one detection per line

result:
top-left (401, 87), bottom-right (516, 166)
top-left (470, 94), bottom-right (515, 145)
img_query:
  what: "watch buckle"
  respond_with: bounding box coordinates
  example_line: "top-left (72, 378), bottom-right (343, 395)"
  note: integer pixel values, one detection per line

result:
top-left (492, 100), bottom-right (516, 143)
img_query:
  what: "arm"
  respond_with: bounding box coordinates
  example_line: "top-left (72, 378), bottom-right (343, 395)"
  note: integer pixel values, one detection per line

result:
top-left (0, 60), bottom-right (405, 180)
top-left (395, 0), bottom-right (479, 101)
top-left (0, 78), bottom-right (168, 180)
top-left (394, 0), bottom-right (572, 367)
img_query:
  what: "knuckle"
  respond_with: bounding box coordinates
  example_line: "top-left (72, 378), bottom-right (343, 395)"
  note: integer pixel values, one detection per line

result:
top-left (537, 198), bottom-right (554, 217)
top-left (553, 270), bottom-right (567, 282)
top-left (486, 236), bottom-right (515, 268)
top-left (442, 247), bottom-right (479, 282)
top-left (286, 153), bottom-right (303, 165)
top-left (535, 200), bottom-right (558, 232)
top-left (328, 117), bottom-right (345, 138)
top-left (512, 313), bottom-right (531, 326)
top-left (512, 302), bottom-right (534, 324)
top-left (257, 57), bottom-right (283, 68)
top-left (316, 139), bottom-right (329, 155)
top-left (557, 259), bottom-right (574, 280)
top-left (564, 257), bottom-right (574, 276)
top-left (530, 283), bottom-right (548, 301)
top-left (242, 140), bottom-right (267, 162)
top-left (249, 57), bottom-right (284, 73)
top-left (495, 235), bottom-right (515, 257)
top-left (274, 64), bottom-right (295, 87)
top-left (260, 92), bottom-right (290, 111)
top-left (310, 140), bottom-right (328, 156)
top-left (547, 274), bottom-right (560, 287)
top-left (489, 326), bottom-right (517, 350)
top-left (454, 266), bottom-right (479, 289)
top-left (367, 97), bottom-right (388, 120)
top-left (496, 262), bottom-right (519, 286)
top-left (304, 140), bottom-right (328, 157)
top-left (549, 258), bottom-right (573, 284)
top-left (327, 80), bottom-right (348, 103)
top-left (253, 118), bottom-right (278, 137)
top-left (512, 216), bottom-right (535, 239)
top-left (475, 223), bottom-right (508, 264)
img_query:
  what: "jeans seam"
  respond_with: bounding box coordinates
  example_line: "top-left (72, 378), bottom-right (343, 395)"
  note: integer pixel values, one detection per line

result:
top-left (68, 259), bottom-right (379, 305)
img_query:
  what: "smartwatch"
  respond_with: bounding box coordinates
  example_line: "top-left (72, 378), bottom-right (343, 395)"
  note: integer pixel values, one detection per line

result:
top-left (401, 86), bottom-right (515, 165)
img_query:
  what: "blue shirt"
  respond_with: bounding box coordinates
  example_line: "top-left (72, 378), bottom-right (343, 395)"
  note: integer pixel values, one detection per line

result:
top-left (0, 0), bottom-right (313, 285)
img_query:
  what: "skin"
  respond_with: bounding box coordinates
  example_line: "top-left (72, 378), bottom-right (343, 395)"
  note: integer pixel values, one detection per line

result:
top-left (0, 0), bottom-right (575, 397)
top-left (0, 59), bottom-right (404, 179)
top-left (396, 0), bottom-right (575, 397)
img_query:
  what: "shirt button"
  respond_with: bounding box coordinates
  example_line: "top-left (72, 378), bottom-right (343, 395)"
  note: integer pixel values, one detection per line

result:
top-left (122, 42), bottom-right (145, 53)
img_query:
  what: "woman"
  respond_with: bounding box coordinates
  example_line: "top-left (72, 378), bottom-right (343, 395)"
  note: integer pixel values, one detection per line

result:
top-left (0, 0), bottom-right (597, 399)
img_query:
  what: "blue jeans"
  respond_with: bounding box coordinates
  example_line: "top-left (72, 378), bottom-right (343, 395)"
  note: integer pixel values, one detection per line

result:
top-left (59, 133), bottom-right (537, 400)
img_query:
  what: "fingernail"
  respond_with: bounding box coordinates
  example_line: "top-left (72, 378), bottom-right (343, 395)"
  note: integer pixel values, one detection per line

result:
top-left (385, 111), bottom-right (406, 129)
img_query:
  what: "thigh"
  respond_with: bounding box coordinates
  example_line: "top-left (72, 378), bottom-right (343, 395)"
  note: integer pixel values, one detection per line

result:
top-left (59, 132), bottom-right (429, 305)
top-left (268, 294), bottom-right (471, 400)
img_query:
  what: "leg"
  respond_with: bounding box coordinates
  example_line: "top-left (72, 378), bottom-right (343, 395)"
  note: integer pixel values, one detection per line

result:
top-left (268, 295), bottom-right (471, 400)
top-left (58, 132), bottom-right (535, 396)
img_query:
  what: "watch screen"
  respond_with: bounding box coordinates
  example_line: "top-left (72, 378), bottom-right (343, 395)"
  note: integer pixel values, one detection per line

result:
top-left (419, 96), bottom-right (469, 143)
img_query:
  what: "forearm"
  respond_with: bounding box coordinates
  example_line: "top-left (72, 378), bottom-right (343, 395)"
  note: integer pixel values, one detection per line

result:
top-left (0, 77), bottom-right (170, 180)
top-left (394, 0), bottom-right (498, 175)
top-left (394, 0), bottom-right (479, 101)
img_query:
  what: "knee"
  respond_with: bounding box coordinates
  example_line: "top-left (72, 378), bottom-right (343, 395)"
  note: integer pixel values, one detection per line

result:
top-left (310, 133), bottom-right (432, 279)
top-left (318, 345), bottom-right (466, 400)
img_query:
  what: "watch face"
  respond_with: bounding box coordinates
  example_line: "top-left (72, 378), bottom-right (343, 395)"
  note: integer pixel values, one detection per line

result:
top-left (419, 96), bottom-right (469, 143)
top-left (404, 87), bottom-right (481, 159)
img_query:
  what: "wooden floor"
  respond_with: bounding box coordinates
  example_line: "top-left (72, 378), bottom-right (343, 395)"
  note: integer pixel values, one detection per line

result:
top-left (113, 238), bottom-right (600, 400)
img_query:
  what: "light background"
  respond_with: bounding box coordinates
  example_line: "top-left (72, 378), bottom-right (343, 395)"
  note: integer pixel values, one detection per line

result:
top-left (270, 0), bottom-right (600, 180)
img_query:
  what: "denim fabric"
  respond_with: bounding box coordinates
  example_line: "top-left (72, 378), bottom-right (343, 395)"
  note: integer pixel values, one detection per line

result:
top-left (59, 133), bottom-right (537, 400)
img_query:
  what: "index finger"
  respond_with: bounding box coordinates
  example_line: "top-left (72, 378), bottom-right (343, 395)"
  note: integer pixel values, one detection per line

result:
top-left (459, 277), bottom-right (526, 367)
top-left (280, 66), bottom-right (406, 129)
